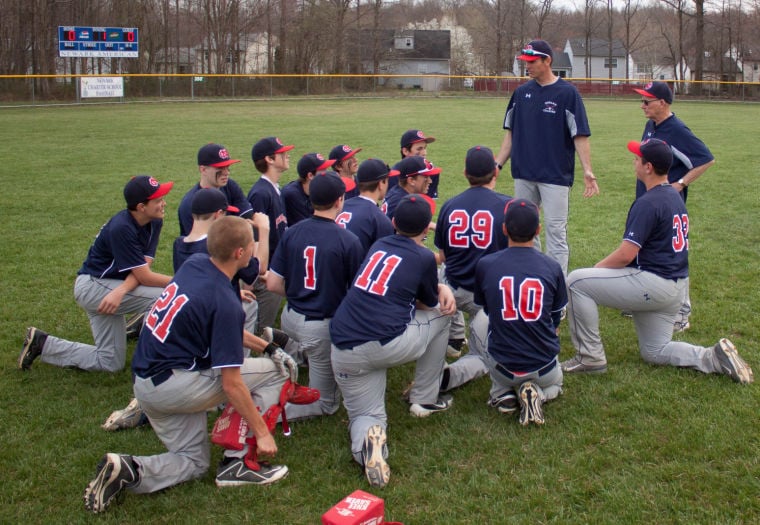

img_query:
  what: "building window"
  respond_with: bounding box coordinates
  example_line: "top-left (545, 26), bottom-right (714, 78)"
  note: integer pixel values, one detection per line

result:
top-left (637, 63), bottom-right (653, 74)
top-left (604, 58), bottom-right (618, 68)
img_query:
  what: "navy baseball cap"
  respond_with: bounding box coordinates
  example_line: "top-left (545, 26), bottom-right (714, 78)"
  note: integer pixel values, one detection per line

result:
top-left (633, 81), bottom-right (673, 104)
top-left (124, 175), bottom-right (174, 208)
top-left (394, 194), bottom-right (433, 236)
top-left (191, 188), bottom-right (240, 215)
top-left (627, 138), bottom-right (673, 173)
top-left (356, 159), bottom-right (392, 183)
top-left (518, 40), bottom-right (553, 61)
top-left (309, 171), bottom-right (347, 206)
top-left (198, 143), bottom-right (241, 168)
top-left (504, 198), bottom-right (540, 239)
top-left (297, 153), bottom-right (336, 179)
top-left (329, 144), bottom-right (362, 163)
top-left (465, 146), bottom-right (497, 177)
top-left (400, 129), bottom-right (435, 149)
top-left (393, 156), bottom-right (441, 180)
top-left (251, 136), bottom-right (295, 162)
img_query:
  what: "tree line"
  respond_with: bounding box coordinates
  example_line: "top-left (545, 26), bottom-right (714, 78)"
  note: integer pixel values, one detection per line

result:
top-left (2, 0), bottom-right (758, 97)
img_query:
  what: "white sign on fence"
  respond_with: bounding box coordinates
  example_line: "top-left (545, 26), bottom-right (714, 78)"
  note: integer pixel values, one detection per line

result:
top-left (80, 77), bottom-right (124, 98)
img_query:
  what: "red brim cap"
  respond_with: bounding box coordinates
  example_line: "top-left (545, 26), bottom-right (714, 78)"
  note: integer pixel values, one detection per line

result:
top-left (633, 88), bottom-right (656, 99)
top-left (411, 137), bottom-right (435, 145)
top-left (420, 193), bottom-right (436, 216)
top-left (318, 159), bottom-right (337, 171)
top-left (275, 144), bottom-right (295, 154)
top-left (627, 141), bottom-right (643, 157)
top-left (341, 176), bottom-right (357, 193)
top-left (148, 181), bottom-right (174, 200)
top-left (418, 165), bottom-right (442, 177)
top-left (226, 205), bottom-right (240, 214)
top-left (388, 169), bottom-right (401, 177)
top-left (341, 147), bottom-right (362, 160)
top-left (209, 158), bottom-right (241, 168)
top-left (517, 54), bottom-right (541, 62)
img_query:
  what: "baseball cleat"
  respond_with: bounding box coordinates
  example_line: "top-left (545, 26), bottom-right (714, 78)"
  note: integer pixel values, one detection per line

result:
top-left (83, 453), bottom-right (138, 513)
top-left (673, 320), bottom-right (690, 333)
top-left (125, 313), bottom-right (145, 340)
top-left (561, 355), bottom-right (607, 374)
top-left (409, 395), bottom-right (453, 418)
top-left (714, 338), bottom-right (754, 384)
top-left (102, 398), bottom-right (149, 431)
top-left (215, 458), bottom-right (289, 486)
top-left (488, 390), bottom-right (518, 414)
top-left (362, 425), bottom-right (390, 488)
top-left (518, 382), bottom-right (545, 426)
top-left (19, 327), bottom-right (47, 370)
top-left (446, 338), bottom-right (466, 359)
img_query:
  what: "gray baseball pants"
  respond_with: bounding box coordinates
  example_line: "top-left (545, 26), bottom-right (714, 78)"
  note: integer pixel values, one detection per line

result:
top-left (441, 284), bottom-right (489, 390)
top-left (566, 267), bottom-right (720, 373)
top-left (280, 307), bottom-right (340, 419)
top-left (331, 309), bottom-right (451, 465)
top-left (40, 274), bottom-right (162, 372)
top-left (514, 179), bottom-right (570, 274)
top-left (253, 280), bottom-right (282, 331)
top-left (130, 357), bottom-right (285, 493)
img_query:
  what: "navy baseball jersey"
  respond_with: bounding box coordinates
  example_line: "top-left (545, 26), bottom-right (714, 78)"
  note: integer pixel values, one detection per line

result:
top-left (247, 177), bottom-right (288, 258)
top-left (381, 184), bottom-right (408, 220)
top-left (388, 161), bottom-right (439, 199)
top-left (335, 196), bottom-right (395, 256)
top-left (177, 179), bottom-right (253, 236)
top-left (269, 216), bottom-right (363, 319)
top-left (434, 187), bottom-right (511, 291)
top-left (330, 235), bottom-right (439, 349)
top-left (281, 180), bottom-right (313, 226)
top-left (474, 247), bottom-right (567, 371)
top-left (623, 184), bottom-right (689, 280)
top-left (132, 253), bottom-right (246, 379)
top-left (173, 235), bottom-right (259, 295)
top-left (78, 210), bottom-right (162, 280)
top-left (503, 78), bottom-right (591, 187)
top-left (636, 113), bottom-right (714, 201)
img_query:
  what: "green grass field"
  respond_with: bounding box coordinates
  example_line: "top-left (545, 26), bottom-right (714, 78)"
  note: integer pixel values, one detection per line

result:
top-left (1, 96), bottom-right (759, 524)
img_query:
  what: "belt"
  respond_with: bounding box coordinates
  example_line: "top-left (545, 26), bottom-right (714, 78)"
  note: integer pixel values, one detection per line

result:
top-left (495, 358), bottom-right (557, 380)
top-left (288, 305), bottom-right (325, 322)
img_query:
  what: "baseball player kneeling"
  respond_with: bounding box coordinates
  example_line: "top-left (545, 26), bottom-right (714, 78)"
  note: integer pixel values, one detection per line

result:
top-left (330, 194), bottom-right (456, 489)
top-left (473, 199), bottom-right (567, 425)
top-left (84, 216), bottom-right (297, 513)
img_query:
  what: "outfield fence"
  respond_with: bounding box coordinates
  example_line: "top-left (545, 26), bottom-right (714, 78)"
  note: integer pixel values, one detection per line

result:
top-left (1, 73), bottom-right (759, 106)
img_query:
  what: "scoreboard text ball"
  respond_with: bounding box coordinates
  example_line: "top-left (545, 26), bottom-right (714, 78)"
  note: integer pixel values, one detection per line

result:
top-left (58, 26), bottom-right (139, 58)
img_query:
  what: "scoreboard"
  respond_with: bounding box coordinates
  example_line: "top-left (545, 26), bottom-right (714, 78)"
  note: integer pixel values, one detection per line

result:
top-left (58, 26), bottom-right (139, 58)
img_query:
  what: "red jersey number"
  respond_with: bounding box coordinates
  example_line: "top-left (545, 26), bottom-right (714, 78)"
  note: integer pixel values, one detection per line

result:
top-left (672, 214), bottom-right (689, 252)
top-left (145, 282), bottom-right (189, 342)
top-left (354, 250), bottom-right (402, 296)
top-left (499, 277), bottom-right (544, 322)
top-left (447, 209), bottom-right (493, 249)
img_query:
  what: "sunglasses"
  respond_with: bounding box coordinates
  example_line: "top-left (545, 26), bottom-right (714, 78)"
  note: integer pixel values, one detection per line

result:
top-left (521, 48), bottom-right (550, 58)
top-left (641, 99), bottom-right (659, 106)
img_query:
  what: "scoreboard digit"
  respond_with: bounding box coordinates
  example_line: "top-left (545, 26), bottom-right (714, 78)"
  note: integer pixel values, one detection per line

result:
top-left (58, 26), bottom-right (139, 58)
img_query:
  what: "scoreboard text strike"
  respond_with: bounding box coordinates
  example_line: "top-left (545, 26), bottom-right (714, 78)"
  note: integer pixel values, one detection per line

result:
top-left (58, 26), bottom-right (139, 58)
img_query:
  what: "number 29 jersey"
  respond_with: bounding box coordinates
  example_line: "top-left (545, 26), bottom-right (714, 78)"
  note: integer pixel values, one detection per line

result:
top-left (330, 235), bottom-right (439, 350)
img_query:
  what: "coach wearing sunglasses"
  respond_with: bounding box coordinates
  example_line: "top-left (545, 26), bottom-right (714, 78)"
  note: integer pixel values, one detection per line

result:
top-left (633, 81), bottom-right (715, 333)
top-left (495, 39), bottom-right (599, 276)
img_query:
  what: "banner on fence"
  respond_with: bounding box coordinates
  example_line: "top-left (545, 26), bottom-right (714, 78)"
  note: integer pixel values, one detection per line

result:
top-left (80, 77), bottom-right (124, 98)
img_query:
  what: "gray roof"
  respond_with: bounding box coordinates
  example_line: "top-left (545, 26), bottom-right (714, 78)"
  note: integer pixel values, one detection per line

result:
top-left (552, 51), bottom-right (572, 70)
top-left (351, 29), bottom-right (451, 61)
top-left (567, 38), bottom-right (626, 58)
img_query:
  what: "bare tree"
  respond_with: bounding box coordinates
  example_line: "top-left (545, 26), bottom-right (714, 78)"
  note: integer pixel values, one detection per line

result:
top-left (620, 0), bottom-right (644, 80)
